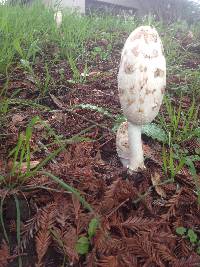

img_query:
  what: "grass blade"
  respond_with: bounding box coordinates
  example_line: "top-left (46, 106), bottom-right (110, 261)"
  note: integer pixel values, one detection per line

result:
top-left (0, 193), bottom-right (9, 244)
top-left (41, 171), bottom-right (94, 213)
top-left (14, 195), bottom-right (22, 267)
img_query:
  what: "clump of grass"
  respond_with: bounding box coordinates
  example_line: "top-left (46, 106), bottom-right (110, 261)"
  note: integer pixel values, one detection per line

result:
top-left (0, 2), bottom-right (56, 74)
top-left (159, 96), bottom-right (199, 145)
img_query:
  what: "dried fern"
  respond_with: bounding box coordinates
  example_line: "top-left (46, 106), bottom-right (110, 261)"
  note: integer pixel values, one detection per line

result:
top-left (174, 238), bottom-right (192, 258)
top-left (173, 254), bottom-right (200, 267)
top-left (97, 255), bottom-right (119, 267)
top-left (155, 243), bottom-right (177, 263)
top-left (0, 240), bottom-right (10, 267)
top-left (162, 189), bottom-right (183, 220)
top-left (21, 203), bottom-right (56, 250)
top-left (51, 226), bottom-right (79, 263)
top-left (127, 234), bottom-right (165, 267)
top-left (121, 216), bottom-right (158, 232)
top-left (137, 235), bottom-right (165, 267)
top-left (102, 179), bottom-right (136, 214)
top-left (36, 203), bottom-right (56, 265)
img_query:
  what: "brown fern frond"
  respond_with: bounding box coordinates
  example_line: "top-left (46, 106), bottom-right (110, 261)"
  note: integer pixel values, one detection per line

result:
top-left (153, 230), bottom-right (176, 242)
top-left (126, 235), bottom-right (165, 267)
top-left (86, 250), bottom-right (97, 267)
top-left (121, 216), bottom-right (159, 232)
top-left (53, 194), bottom-right (73, 227)
top-left (36, 229), bottom-right (51, 266)
top-left (104, 178), bottom-right (121, 200)
top-left (118, 252), bottom-right (138, 267)
top-left (94, 230), bottom-right (121, 254)
top-left (97, 255), bottom-right (119, 267)
top-left (142, 193), bottom-right (154, 213)
top-left (21, 202), bottom-right (56, 250)
top-left (77, 212), bottom-right (94, 235)
top-left (51, 226), bottom-right (79, 264)
top-left (162, 189), bottom-right (183, 220)
top-left (0, 240), bottom-right (10, 267)
top-left (173, 254), bottom-right (200, 267)
top-left (137, 235), bottom-right (165, 267)
top-left (174, 238), bottom-right (192, 258)
top-left (62, 227), bottom-right (79, 263)
top-left (179, 187), bottom-right (197, 205)
top-left (35, 203), bottom-right (56, 265)
top-left (155, 243), bottom-right (177, 263)
top-left (101, 179), bottom-right (137, 214)
top-left (139, 237), bottom-right (165, 267)
top-left (72, 194), bottom-right (81, 220)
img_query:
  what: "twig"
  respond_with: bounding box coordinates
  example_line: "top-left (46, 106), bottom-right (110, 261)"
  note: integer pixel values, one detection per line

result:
top-left (106, 198), bottom-right (129, 218)
top-left (49, 93), bottom-right (112, 131)
top-left (133, 178), bottom-right (174, 204)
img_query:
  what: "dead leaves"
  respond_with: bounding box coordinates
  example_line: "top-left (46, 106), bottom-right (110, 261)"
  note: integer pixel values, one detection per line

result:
top-left (97, 255), bottom-right (119, 267)
top-left (151, 172), bottom-right (166, 198)
top-left (121, 216), bottom-right (159, 232)
top-left (8, 160), bottom-right (40, 174)
top-left (0, 240), bottom-right (10, 267)
top-left (51, 227), bottom-right (79, 263)
top-left (101, 178), bottom-right (137, 214)
top-left (2, 138), bottom-right (200, 267)
top-left (35, 203), bottom-right (56, 265)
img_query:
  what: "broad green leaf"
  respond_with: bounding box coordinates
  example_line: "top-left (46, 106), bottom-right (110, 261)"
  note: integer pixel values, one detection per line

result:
top-left (75, 236), bottom-right (89, 255)
top-left (142, 123), bottom-right (168, 143)
top-left (194, 127), bottom-right (200, 137)
top-left (88, 218), bottom-right (99, 240)
top-left (176, 227), bottom-right (186, 236)
top-left (187, 229), bottom-right (197, 243)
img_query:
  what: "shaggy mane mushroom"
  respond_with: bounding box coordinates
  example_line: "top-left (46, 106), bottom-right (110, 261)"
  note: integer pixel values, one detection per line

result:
top-left (117, 26), bottom-right (166, 172)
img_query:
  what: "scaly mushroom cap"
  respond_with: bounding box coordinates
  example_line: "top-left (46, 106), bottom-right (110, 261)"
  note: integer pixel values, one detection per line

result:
top-left (118, 26), bottom-right (166, 125)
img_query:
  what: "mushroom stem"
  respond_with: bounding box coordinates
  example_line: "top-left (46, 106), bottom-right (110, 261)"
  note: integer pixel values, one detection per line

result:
top-left (128, 122), bottom-right (144, 171)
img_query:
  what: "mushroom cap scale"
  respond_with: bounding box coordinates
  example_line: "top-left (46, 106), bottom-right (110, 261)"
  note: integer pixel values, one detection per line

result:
top-left (118, 26), bottom-right (166, 125)
top-left (116, 121), bottom-right (129, 163)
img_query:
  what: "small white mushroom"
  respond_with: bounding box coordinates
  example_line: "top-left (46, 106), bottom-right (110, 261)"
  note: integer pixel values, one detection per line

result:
top-left (117, 26), bottom-right (166, 172)
top-left (54, 10), bottom-right (62, 28)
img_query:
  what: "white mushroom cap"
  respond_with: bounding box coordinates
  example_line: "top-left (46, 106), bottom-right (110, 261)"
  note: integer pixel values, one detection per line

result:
top-left (117, 26), bottom-right (166, 172)
top-left (118, 26), bottom-right (166, 125)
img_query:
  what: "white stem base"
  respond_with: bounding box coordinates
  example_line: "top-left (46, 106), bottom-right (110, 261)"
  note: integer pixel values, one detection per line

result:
top-left (120, 158), bottom-right (129, 168)
top-left (128, 122), bottom-right (145, 172)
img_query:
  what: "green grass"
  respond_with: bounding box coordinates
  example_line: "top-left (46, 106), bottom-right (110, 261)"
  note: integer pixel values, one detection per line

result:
top-left (159, 96), bottom-right (199, 145)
